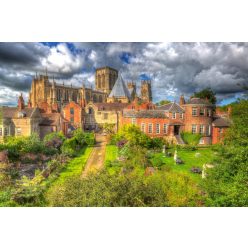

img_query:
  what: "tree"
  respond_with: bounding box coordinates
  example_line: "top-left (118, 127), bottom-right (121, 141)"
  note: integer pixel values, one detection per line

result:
top-left (156, 100), bottom-right (171, 106)
top-left (202, 100), bottom-right (248, 206)
top-left (193, 87), bottom-right (217, 104)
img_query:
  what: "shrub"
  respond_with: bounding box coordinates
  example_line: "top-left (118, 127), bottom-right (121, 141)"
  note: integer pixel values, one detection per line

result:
top-left (181, 132), bottom-right (202, 146)
top-left (83, 132), bottom-right (95, 146)
top-left (61, 137), bottom-right (78, 157)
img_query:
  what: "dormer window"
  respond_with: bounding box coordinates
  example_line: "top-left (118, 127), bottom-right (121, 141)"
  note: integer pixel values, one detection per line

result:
top-left (18, 111), bottom-right (26, 118)
top-left (172, 112), bottom-right (176, 119)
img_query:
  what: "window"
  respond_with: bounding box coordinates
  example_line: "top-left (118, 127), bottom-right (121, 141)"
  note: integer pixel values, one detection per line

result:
top-left (219, 128), bottom-right (223, 134)
top-left (163, 124), bottom-right (167, 134)
top-left (207, 109), bottom-right (212, 117)
top-left (141, 123), bottom-right (145, 132)
top-left (192, 108), bottom-right (197, 116)
top-left (180, 113), bottom-right (183, 119)
top-left (4, 127), bottom-right (9, 136)
top-left (131, 118), bottom-right (136, 125)
top-left (156, 123), bottom-right (160, 134)
top-left (70, 117), bottom-right (74, 123)
top-left (103, 113), bottom-right (108, 120)
top-left (148, 123), bottom-right (153, 134)
top-left (199, 124), bottom-right (204, 134)
top-left (172, 112), bottom-right (176, 119)
top-left (206, 125), bottom-right (211, 136)
top-left (192, 124), bottom-right (197, 134)
top-left (0, 128), bottom-right (2, 136)
top-left (70, 108), bottom-right (74, 115)
top-left (200, 108), bottom-right (205, 116)
top-left (16, 127), bottom-right (22, 136)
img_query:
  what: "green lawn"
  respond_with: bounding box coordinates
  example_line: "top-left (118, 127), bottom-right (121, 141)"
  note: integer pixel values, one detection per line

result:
top-left (104, 145), bottom-right (119, 174)
top-left (152, 147), bottom-right (215, 181)
top-left (104, 145), bottom-right (118, 163)
top-left (52, 146), bottom-right (93, 184)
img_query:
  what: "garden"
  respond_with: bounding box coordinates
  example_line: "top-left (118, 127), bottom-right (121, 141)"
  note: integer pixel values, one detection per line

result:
top-left (0, 129), bottom-right (95, 206)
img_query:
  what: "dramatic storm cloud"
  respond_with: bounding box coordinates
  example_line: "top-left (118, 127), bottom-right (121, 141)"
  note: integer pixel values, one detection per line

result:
top-left (0, 42), bottom-right (247, 106)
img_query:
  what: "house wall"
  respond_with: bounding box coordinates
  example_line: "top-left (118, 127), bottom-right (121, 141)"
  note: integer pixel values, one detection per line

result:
top-left (212, 126), bottom-right (229, 144)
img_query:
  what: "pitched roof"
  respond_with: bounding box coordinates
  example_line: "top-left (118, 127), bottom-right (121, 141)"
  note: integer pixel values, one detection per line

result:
top-left (94, 102), bottom-right (129, 111)
top-left (109, 74), bottom-right (131, 99)
top-left (156, 102), bottom-right (184, 113)
top-left (212, 117), bottom-right (231, 127)
top-left (123, 110), bottom-right (167, 118)
top-left (1, 106), bottom-right (39, 118)
top-left (187, 97), bottom-right (213, 105)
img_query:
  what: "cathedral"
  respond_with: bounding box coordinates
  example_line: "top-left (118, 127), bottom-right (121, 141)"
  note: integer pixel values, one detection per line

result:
top-left (0, 66), bottom-right (230, 145)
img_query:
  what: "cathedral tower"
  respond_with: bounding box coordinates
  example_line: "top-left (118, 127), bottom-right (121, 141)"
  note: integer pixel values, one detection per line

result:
top-left (141, 80), bottom-right (152, 102)
top-left (95, 67), bottom-right (118, 94)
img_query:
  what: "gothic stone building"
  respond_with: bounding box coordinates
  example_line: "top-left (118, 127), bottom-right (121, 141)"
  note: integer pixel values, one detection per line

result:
top-left (0, 66), bottom-right (230, 145)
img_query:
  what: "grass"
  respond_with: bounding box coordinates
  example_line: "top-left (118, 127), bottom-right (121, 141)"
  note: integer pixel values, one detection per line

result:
top-left (51, 146), bottom-right (93, 185)
top-left (104, 145), bottom-right (118, 162)
top-left (104, 145), bottom-right (119, 174)
top-left (153, 147), bottom-right (215, 182)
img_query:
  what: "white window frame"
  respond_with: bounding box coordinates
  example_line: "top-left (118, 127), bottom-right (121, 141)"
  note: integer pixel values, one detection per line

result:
top-left (206, 125), bottom-right (211, 136)
top-left (199, 124), bottom-right (204, 135)
top-left (141, 123), bottom-right (145, 132)
top-left (156, 123), bottom-right (160, 134)
top-left (192, 108), bottom-right (197, 116)
top-left (16, 127), bottom-right (22, 136)
top-left (172, 112), bottom-right (176, 119)
top-left (4, 127), bottom-right (9, 136)
top-left (180, 113), bottom-right (183, 119)
top-left (163, 124), bottom-right (167, 134)
top-left (131, 118), bottom-right (136, 125)
top-left (192, 124), bottom-right (197, 134)
top-left (148, 123), bottom-right (153, 134)
top-left (207, 109), bottom-right (212, 117)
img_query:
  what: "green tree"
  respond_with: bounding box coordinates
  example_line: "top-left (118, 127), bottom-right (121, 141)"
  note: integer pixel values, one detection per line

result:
top-left (202, 99), bottom-right (248, 206)
top-left (156, 100), bottom-right (171, 106)
top-left (193, 87), bottom-right (217, 104)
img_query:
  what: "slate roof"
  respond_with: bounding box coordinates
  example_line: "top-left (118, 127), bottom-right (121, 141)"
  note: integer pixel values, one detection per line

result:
top-left (123, 110), bottom-right (167, 118)
top-left (156, 102), bottom-right (184, 113)
top-left (109, 74), bottom-right (131, 99)
top-left (1, 106), bottom-right (39, 118)
top-left (212, 117), bottom-right (231, 127)
top-left (94, 102), bottom-right (129, 111)
top-left (187, 97), bottom-right (213, 105)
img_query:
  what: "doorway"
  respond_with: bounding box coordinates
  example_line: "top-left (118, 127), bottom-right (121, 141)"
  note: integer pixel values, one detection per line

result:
top-left (174, 125), bottom-right (180, 135)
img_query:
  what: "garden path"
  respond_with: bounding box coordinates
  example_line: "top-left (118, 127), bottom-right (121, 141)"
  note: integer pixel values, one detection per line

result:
top-left (81, 134), bottom-right (107, 177)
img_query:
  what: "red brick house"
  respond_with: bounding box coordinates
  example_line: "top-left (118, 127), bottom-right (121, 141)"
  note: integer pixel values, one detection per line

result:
top-left (121, 96), bottom-right (231, 145)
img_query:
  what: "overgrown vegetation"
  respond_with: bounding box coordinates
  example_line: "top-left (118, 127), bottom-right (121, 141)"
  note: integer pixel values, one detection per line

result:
top-left (0, 129), bottom-right (95, 206)
top-left (202, 99), bottom-right (248, 206)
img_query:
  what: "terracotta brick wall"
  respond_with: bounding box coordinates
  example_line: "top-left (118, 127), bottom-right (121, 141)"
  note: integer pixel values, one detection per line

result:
top-left (63, 101), bottom-right (82, 128)
top-left (212, 126), bottom-right (228, 144)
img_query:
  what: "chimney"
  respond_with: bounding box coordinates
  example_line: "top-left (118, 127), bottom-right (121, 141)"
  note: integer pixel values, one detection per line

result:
top-left (18, 93), bottom-right (25, 110)
top-left (179, 95), bottom-right (185, 105)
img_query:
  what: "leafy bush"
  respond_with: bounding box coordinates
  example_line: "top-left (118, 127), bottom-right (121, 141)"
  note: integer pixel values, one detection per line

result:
top-left (61, 137), bottom-right (78, 157)
top-left (150, 154), bottom-right (165, 169)
top-left (44, 131), bottom-right (65, 151)
top-left (83, 132), bottom-right (95, 146)
top-left (181, 132), bottom-right (202, 146)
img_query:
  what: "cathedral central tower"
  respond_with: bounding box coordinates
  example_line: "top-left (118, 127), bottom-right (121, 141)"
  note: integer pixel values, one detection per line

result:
top-left (95, 67), bottom-right (118, 94)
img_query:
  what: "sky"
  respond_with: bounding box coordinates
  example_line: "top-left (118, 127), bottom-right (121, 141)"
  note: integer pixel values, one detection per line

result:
top-left (0, 42), bottom-right (247, 106)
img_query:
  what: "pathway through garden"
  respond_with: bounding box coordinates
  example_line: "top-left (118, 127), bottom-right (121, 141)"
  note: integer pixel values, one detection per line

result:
top-left (81, 134), bottom-right (107, 177)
